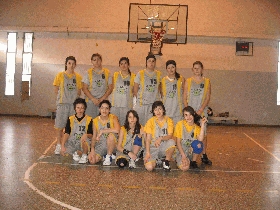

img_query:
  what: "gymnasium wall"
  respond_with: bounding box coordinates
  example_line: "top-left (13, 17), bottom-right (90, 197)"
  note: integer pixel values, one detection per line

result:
top-left (0, 0), bottom-right (279, 125)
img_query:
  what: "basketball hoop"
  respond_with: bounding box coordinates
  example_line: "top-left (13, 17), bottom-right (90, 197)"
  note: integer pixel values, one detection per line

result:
top-left (149, 27), bottom-right (166, 42)
top-left (149, 26), bottom-right (165, 55)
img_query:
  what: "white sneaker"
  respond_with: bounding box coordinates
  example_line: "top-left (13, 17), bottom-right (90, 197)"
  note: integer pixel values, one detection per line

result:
top-left (129, 159), bottom-right (136, 169)
top-left (111, 153), bottom-right (116, 160)
top-left (103, 155), bottom-right (112, 166)
top-left (162, 160), bottom-right (171, 171)
top-left (54, 144), bottom-right (61, 155)
top-left (79, 154), bottom-right (88, 164)
top-left (73, 151), bottom-right (80, 161)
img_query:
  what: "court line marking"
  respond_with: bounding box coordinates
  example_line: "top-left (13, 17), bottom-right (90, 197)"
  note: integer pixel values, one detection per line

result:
top-left (36, 161), bottom-right (280, 173)
top-left (243, 132), bottom-right (280, 162)
top-left (24, 139), bottom-right (80, 210)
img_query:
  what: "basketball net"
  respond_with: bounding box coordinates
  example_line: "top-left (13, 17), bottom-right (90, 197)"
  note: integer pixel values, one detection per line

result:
top-left (149, 26), bottom-right (166, 54)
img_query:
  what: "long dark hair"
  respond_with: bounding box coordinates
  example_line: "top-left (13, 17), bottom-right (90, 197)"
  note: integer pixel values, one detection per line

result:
top-left (124, 110), bottom-right (141, 137)
top-left (119, 57), bottom-right (131, 75)
top-left (182, 106), bottom-right (201, 126)
top-left (166, 60), bottom-right (180, 80)
top-left (65, 56), bottom-right (76, 71)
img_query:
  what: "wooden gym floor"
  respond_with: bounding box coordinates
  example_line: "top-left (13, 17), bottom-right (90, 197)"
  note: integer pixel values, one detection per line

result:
top-left (0, 115), bottom-right (280, 210)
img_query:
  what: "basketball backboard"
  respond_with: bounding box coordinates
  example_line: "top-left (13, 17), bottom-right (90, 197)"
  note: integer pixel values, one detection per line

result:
top-left (127, 3), bottom-right (188, 44)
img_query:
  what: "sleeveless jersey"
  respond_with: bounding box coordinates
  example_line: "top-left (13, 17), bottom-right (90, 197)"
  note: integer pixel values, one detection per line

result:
top-left (161, 75), bottom-right (183, 117)
top-left (135, 69), bottom-right (161, 106)
top-left (54, 72), bottom-right (82, 105)
top-left (111, 71), bottom-right (136, 108)
top-left (174, 120), bottom-right (201, 156)
top-left (120, 125), bottom-right (144, 149)
top-left (93, 114), bottom-right (115, 142)
top-left (67, 115), bottom-right (92, 144)
top-left (83, 68), bottom-right (111, 102)
top-left (145, 116), bottom-right (173, 143)
top-left (186, 77), bottom-right (210, 117)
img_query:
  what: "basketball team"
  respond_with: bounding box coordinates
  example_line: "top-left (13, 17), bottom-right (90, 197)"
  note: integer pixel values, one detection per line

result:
top-left (53, 53), bottom-right (212, 171)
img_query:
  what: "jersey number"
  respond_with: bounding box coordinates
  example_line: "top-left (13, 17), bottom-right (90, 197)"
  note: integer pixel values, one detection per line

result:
top-left (150, 79), bottom-right (157, 85)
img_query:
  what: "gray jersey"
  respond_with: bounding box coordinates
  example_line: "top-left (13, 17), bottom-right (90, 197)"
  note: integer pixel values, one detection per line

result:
top-left (144, 117), bottom-right (175, 161)
top-left (162, 76), bottom-right (183, 118)
top-left (179, 124), bottom-right (197, 158)
top-left (56, 73), bottom-right (79, 105)
top-left (82, 68), bottom-right (112, 99)
top-left (134, 70), bottom-right (161, 106)
top-left (111, 72), bottom-right (135, 108)
top-left (65, 115), bottom-right (92, 154)
top-left (187, 78), bottom-right (209, 117)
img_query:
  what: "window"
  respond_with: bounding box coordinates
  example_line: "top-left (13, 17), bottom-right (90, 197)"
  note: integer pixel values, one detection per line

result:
top-left (22, 32), bottom-right (33, 96)
top-left (5, 32), bottom-right (17, 95)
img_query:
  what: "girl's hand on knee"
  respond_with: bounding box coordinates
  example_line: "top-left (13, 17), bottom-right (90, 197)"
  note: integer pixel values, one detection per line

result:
top-left (154, 137), bottom-right (162, 148)
top-left (96, 130), bottom-right (104, 141)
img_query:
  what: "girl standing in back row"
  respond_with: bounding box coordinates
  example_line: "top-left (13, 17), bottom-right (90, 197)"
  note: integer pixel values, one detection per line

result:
top-left (183, 61), bottom-right (212, 165)
top-left (82, 53), bottom-right (113, 119)
top-left (161, 60), bottom-right (185, 125)
top-left (110, 57), bottom-right (136, 126)
top-left (53, 56), bottom-right (82, 155)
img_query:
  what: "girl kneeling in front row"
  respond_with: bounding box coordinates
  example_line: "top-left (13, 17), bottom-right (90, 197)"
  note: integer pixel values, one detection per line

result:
top-left (144, 101), bottom-right (176, 171)
top-left (116, 110), bottom-right (145, 169)
top-left (174, 106), bottom-right (207, 170)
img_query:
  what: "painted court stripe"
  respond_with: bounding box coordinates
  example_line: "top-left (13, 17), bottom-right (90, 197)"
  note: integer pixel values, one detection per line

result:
top-left (247, 158), bottom-right (264, 163)
top-left (176, 187), bottom-right (196, 191)
top-left (45, 181), bottom-right (60, 185)
top-left (236, 189), bottom-right (253, 193)
top-left (24, 139), bottom-right (81, 210)
top-left (243, 133), bottom-right (280, 162)
top-left (24, 163), bottom-right (80, 210)
top-left (40, 139), bottom-right (57, 158)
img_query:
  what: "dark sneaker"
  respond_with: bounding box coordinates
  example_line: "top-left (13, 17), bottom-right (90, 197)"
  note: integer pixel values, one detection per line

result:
top-left (162, 160), bottom-right (171, 171)
top-left (190, 161), bottom-right (199, 169)
top-left (201, 154), bottom-right (212, 165)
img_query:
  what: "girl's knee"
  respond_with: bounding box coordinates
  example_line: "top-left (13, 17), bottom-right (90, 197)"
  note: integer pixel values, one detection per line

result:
top-left (145, 163), bottom-right (154, 171)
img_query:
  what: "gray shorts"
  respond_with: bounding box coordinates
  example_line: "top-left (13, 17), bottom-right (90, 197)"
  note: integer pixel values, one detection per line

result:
top-left (65, 138), bottom-right (91, 155)
top-left (134, 104), bottom-right (153, 126)
top-left (94, 133), bottom-right (118, 159)
top-left (115, 137), bottom-right (143, 161)
top-left (144, 139), bottom-right (176, 163)
top-left (85, 101), bottom-right (99, 119)
top-left (55, 104), bottom-right (75, 129)
top-left (175, 147), bottom-right (193, 167)
top-left (110, 106), bottom-right (130, 126)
